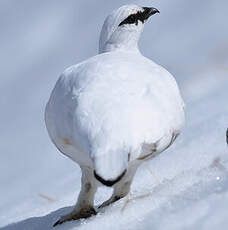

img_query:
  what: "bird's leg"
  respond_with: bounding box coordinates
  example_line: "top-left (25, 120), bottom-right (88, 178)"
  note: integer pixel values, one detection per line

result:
top-left (98, 180), bottom-right (132, 208)
top-left (98, 164), bottom-right (139, 209)
top-left (54, 167), bottom-right (98, 227)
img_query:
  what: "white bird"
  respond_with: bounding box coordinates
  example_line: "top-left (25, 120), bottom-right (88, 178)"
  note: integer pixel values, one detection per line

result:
top-left (45, 4), bottom-right (185, 226)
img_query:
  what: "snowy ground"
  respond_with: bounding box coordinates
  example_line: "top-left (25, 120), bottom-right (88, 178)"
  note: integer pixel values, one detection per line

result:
top-left (1, 66), bottom-right (228, 230)
top-left (1, 1), bottom-right (228, 230)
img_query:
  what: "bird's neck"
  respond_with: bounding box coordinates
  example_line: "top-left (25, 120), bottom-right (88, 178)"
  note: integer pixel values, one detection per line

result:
top-left (99, 30), bottom-right (140, 54)
top-left (100, 42), bottom-right (140, 54)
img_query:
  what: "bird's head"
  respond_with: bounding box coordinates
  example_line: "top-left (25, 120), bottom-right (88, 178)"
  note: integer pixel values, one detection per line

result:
top-left (99, 4), bottom-right (159, 53)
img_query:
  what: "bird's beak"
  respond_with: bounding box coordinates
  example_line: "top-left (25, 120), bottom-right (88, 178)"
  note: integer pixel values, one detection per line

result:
top-left (142, 7), bottom-right (160, 20)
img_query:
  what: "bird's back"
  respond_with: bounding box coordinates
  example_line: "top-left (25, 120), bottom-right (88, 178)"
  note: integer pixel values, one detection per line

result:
top-left (45, 51), bottom-right (184, 167)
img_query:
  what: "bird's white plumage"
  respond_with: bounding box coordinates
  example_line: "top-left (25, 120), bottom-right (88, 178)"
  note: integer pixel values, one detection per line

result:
top-left (99, 5), bottom-right (144, 53)
top-left (45, 4), bottom-right (185, 181)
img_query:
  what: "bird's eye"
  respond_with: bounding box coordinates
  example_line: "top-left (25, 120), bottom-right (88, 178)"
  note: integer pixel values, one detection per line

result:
top-left (129, 14), bottom-right (136, 23)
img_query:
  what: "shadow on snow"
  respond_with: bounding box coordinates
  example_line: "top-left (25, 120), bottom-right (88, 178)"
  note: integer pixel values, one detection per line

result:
top-left (1, 206), bottom-right (87, 230)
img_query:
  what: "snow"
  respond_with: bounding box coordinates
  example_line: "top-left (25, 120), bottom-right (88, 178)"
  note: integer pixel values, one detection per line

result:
top-left (0, 0), bottom-right (228, 230)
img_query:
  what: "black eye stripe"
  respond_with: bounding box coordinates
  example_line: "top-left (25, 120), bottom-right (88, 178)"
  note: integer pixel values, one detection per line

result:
top-left (119, 13), bottom-right (138, 26)
top-left (118, 7), bottom-right (159, 27)
top-left (119, 11), bottom-right (146, 27)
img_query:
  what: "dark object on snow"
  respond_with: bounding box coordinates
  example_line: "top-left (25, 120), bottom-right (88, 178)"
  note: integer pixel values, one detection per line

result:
top-left (226, 128), bottom-right (228, 145)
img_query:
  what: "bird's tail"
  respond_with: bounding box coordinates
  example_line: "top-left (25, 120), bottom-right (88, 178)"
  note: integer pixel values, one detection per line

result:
top-left (93, 149), bottom-right (128, 185)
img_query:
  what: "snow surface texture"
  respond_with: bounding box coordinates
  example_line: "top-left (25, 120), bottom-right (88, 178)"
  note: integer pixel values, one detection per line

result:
top-left (0, 0), bottom-right (228, 230)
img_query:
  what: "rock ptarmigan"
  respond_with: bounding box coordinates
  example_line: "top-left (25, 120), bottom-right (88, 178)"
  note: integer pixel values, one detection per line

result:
top-left (45, 5), bottom-right (185, 226)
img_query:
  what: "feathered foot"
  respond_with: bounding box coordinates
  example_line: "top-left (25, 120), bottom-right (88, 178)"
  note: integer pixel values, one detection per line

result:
top-left (53, 206), bottom-right (97, 227)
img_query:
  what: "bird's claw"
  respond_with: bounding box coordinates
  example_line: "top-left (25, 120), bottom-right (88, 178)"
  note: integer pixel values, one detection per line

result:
top-left (98, 196), bottom-right (121, 209)
top-left (53, 219), bottom-right (64, 227)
